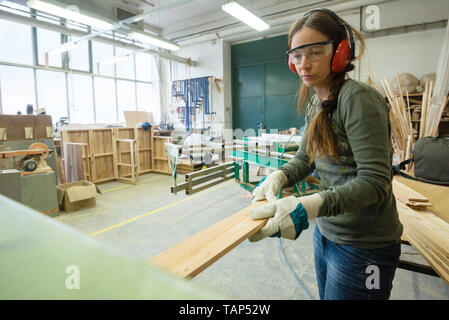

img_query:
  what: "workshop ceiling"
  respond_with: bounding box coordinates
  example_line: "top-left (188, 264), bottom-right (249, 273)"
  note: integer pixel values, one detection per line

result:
top-left (6, 0), bottom-right (382, 46)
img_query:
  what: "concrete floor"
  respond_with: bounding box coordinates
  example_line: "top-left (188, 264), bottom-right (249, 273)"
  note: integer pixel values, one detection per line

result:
top-left (55, 169), bottom-right (449, 300)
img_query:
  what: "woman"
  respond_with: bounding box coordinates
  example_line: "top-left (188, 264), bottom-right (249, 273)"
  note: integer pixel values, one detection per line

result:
top-left (249, 8), bottom-right (403, 300)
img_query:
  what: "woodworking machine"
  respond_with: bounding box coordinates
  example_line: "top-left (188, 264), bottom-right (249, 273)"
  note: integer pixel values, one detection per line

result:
top-left (0, 142), bottom-right (53, 176)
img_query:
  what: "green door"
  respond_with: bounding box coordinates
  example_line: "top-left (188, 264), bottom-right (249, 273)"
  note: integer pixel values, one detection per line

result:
top-left (265, 61), bottom-right (303, 131)
top-left (232, 65), bottom-right (264, 131)
top-left (231, 35), bottom-right (305, 133)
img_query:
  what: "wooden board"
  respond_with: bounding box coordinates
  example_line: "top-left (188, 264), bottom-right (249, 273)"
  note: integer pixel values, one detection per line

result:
top-left (0, 115), bottom-right (52, 141)
top-left (394, 176), bottom-right (449, 225)
top-left (149, 201), bottom-right (268, 278)
top-left (63, 142), bottom-right (86, 183)
top-left (124, 111), bottom-right (153, 128)
top-left (393, 178), bottom-right (449, 285)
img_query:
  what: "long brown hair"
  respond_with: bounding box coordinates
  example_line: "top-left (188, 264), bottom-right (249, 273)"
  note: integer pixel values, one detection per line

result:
top-left (288, 10), bottom-right (365, 162)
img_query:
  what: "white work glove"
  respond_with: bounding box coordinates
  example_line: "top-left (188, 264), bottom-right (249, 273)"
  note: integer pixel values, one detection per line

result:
top-left (249, 193), bottom-right (323, 242)
top-left (252, 170), bottom-right (288, 204)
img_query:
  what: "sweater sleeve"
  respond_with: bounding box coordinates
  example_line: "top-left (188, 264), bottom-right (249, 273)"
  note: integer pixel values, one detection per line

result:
top-left (317, 89), bottom-right (394, 217)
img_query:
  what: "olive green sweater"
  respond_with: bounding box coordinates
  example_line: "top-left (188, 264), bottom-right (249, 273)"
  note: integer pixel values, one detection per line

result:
top-left (279, 79), bottom-right (403, 249)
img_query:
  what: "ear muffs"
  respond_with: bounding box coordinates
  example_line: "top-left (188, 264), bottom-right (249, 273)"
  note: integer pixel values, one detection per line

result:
top-left (331, 38), bottom-right (351, 73)
top-left (288, 56), bottom-right (298, 74)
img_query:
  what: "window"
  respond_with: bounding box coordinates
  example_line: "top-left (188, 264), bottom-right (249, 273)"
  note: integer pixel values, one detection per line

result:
top-left (0, 66), bottom-right (35, 115)
top-left (68, 35), bottom-right (89, 72)
top-left (37, 28), bottom-right (62, 68)
top-left (135, 52), bottom-right (152, 82)
top-left (115, 47), bottom-right (134, 80)
top-left (67, 73), bottom-right (94, 123)
top-left (92, 41), bottom-right (114, 77)
top-left (94, 77), bottom-right (117, 124)
top-left (136, 82), bottom-right (152, 111)
top-left (36, 69), bottom-right (67, 123)
top-left (0, 19), bottom-right (32, 65)
top-left (150, 82), bottom-right (160, 123)
top-left (117, 80), bottom-right (136, 123)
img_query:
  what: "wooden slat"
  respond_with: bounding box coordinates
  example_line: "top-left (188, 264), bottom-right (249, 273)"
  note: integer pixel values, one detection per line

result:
top-left (63, 143), bottom-right (85, 183)
top-left (392, 179), bottom-right (428, 203)
top-left (395, 176), bottom-right (449, 224)
top-left (393, 179), bottom-right (449, 285)
top-left (149, 201), bottom-right (268, 278)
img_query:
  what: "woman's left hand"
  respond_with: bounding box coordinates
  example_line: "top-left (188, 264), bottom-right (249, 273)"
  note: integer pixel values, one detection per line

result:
top-left (249, 193), bottom-right (323, 242)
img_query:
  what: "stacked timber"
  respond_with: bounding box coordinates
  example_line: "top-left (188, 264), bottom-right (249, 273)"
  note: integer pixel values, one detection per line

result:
top-left (393, 179), bottom-right (449, 285)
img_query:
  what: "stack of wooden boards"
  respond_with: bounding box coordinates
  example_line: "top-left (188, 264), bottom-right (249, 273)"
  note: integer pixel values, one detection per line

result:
top-left (381, 77), bottom-right (415, 164)
top-left (393, 178), bottom-right (449, 285)
top-left (381, 77), bottom-right (449, 168)
top-left (61, 127), bottom-right (172, 184)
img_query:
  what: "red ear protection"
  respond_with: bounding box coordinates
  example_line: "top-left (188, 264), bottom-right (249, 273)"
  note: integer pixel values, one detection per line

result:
top-left (331, 38), bottom-right (351, 73)
top-left (288, 57), bottom-right (298, 74)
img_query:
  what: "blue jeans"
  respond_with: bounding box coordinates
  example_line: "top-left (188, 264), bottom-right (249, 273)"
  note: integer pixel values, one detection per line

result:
top-left (313, 225), bottom-right (401, 300)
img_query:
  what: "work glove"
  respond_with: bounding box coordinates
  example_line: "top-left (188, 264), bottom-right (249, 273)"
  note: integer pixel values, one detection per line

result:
top-left (249, 193), bottom-right (323, 242)
top-left (251, 170), bottom-right (288, 204)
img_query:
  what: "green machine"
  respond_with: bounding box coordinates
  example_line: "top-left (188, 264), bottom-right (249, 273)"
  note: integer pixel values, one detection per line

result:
top-left (0, 194), bottom-right (226, 299)
top-left (169, 136), bottom-right (317, 196)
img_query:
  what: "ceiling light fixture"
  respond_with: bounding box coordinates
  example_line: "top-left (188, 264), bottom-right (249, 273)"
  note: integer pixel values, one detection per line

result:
top-left (222, 1), bottom-right (270, 31)
top-left (128, 30), bottom-right (179, 51)
top-left (99, 55), bottom-right (132, 65)
top-left (48, 42), bottom-right (78, 55)
top-left (27, 0), bottom-right (114, 30)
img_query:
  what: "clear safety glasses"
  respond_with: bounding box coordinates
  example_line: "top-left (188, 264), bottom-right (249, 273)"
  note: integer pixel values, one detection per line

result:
top-left (287, 40), bottom-right (334, 64)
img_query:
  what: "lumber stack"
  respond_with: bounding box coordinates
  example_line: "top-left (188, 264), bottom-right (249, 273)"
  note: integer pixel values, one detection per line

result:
top-left (393, 179), bottom-right (449, 285)
top-left (381, 76), bottom-right (414, 164)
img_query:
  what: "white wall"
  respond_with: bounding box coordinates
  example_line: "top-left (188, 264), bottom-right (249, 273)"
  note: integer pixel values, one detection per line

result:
top-left (360, 28), bottom-right (446, 89)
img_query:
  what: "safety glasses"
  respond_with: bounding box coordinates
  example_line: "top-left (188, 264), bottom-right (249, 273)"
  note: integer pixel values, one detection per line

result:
top-left (287, 40), bottom-right (334, 64)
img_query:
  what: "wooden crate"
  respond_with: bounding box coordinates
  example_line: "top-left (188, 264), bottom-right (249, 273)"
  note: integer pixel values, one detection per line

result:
top-left (61, 127), bottom-right (154, 183)
top-left (152, 136), bottom-right (172, 175)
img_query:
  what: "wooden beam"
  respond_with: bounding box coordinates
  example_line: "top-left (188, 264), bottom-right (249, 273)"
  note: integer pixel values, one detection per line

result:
top-left (149, 201), bottom-right (268, 278)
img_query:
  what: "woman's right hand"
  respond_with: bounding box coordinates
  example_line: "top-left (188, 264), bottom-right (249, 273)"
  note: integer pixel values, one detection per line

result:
top-left (252, 170), bottom-right (288, 204)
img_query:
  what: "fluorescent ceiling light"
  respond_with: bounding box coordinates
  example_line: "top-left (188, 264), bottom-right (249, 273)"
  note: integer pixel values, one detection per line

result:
top-left (48, 42), bottom-right (78, 55)
top-left (129, 31), bottom-right (179, 51)
top-left (222, 1), bottom-right (269, 31)
top-left (99, 55), bottom-right (131, 65)
top-left (27, 0), bottom-right (114, 30)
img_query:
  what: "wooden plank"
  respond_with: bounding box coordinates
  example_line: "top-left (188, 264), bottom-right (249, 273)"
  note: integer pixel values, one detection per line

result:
top-left (53, 145), bottom-right (64, 184)
top-left (393, 179), bottom-right (449, 285)
top-left (88, 129), bottom-right (96, 183)
top-left (149, 201), bottom-right (268, 278)
top-left (395, 176), bottom-right (449, 224)
top-left (392, 179), bottom-right (428, 203)
top-left (63, 143), bottom-right (85, 183)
